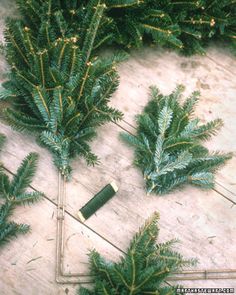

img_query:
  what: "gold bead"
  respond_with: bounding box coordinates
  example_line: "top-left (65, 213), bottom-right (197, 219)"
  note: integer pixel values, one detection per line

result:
top-left (71, 37), bottom-right (77, 43)
top-left (210, 19), bottom-right (215, 27)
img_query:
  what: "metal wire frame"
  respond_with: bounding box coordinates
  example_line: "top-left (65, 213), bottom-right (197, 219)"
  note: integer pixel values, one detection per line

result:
top-left (55, 172), bottom-right (236, 283)
top-left (56, 172), bottom-right (92, 283)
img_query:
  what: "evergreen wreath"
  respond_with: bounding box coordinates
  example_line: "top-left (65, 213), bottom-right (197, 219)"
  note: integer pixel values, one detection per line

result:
top-left (1, 0), bottom-right (127, 178)
top-left (121, 85), bottom-right (232, 195)
top-left (0, 134), bottom-right (43, 246)
top-left (78, 212), bottom-right (196, 295)
top-left (14, 0), bottom-right (236, 54)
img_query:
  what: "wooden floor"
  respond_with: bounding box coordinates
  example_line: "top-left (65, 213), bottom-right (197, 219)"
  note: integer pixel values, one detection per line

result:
top-left (0, 1), bottom-right (236, 294)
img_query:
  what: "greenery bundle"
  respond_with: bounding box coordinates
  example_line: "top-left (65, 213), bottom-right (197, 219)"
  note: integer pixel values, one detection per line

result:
top-left (79, 212), bottom-right (196, 294)
top-left (121, 86), bottom-right (232, 195)
top-left (14, 0), bottom-right (114, 52)
top-left (15, 0), bottom-right (236, 54)
top-left (1, 0), bottom-right (126, 178)
top-left (104, 0), bottom-right (236, 54)
top-left (0, 134), bottom-right (43, 246)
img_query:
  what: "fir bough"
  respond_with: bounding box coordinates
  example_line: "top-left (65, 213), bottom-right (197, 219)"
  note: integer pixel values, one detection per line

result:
top-left (121, 86), bottom-right (232, 195)
top-left (1, 0), bottom-right (127, 177)
top-left (0, 135), bottom-right (43, 246)
top-left (105, 0), bottom-right (236, 54)
top-left (79, 212), bottom-right (196, 295)
top-left (13, 0), bottom-right (114, 52)
top-left (14, 0), bottom-right (236, 54)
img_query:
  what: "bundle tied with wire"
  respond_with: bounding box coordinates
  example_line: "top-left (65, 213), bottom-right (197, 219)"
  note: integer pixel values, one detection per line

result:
top-left (15, 0), bottom-right (236, 54)
top-left (0, 0), bottom-right (127, 178)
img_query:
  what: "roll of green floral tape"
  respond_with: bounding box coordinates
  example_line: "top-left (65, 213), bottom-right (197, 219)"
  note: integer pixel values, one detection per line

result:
top-left (77, 181), bottom-right (118, 222)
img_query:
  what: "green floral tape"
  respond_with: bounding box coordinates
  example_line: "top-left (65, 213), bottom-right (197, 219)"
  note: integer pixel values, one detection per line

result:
top-left (78, 181), bottom-right (118, 222)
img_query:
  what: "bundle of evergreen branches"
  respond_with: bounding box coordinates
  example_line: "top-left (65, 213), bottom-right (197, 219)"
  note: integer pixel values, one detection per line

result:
top-left (14, 0), bottom-right (114, 52)
top-left (79, 212), bottom-right (196, 294)
top-left (1, 0), bottom-right (126, 177)
top-left (15, 0), bottom-right (236, 54)
top-left (0, 134), bottom-right (43, 246)
top-left (105, 0), bottom-right (236, 54)
top-left (121, 86), bottom-right (232, 195)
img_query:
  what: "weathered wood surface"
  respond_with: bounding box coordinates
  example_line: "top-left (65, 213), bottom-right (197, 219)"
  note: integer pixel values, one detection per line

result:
top-left (0, 0), bottom-right (236, 293)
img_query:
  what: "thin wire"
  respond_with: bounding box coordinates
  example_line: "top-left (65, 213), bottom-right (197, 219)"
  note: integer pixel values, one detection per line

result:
top-left (56, 172), bottom-right (92, 283)
top-left (56, 171), bottom-right (65, 282)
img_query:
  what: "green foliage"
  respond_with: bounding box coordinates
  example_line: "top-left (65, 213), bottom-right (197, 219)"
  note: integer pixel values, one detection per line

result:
top-left (0, 135), bottom-right (43, 246)
top-left (14, 0), bottom-right (236, 54)
top-left (121, 86), bottom-right (232, 195)
top-left (1, 0), bottom-right (126, 177)
top-left (78, 212), bottom-right (196, 294)
top-left (14, 0), bottom-right (114, 52)
top-left (105, 0), bottom-right (236, 54)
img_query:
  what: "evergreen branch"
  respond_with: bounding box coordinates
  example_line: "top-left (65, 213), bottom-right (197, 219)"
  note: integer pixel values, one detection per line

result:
top-left (192, 119), bottom-right (223, 140)
top-left (12, 191), bottom-right (44, 205)
top-left (121, 86), bottom-right (232, 195)
top-left (4, 108), bottom-right (45, 133)
top-left (82, 2), bottom-right (106, 66)
top-left (33, 87), bottom-right (50, 122)
top-left (5, 27), bottom-right (30, 67)
top-left (158, 106), bottom-right (173, 137)
top-left (10, 153), bottom-right (39, 196)
top-left (0, 174), bottom-right (11, 199)
top-left (10, 0), bottom-right (236, 55)
top-left (107, 0), bottom-right (141, 8)
top-left (0, 222), bottom-right (30, 246)
top-left (78, 212), bottom-right (195, 294)
top-left (0, 137), bottom-right (42, 247)
top-left (1, 0), bottom-right (124, 177)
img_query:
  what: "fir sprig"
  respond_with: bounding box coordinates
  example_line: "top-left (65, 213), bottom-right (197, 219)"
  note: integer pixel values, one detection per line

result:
top-left (79, 212), bottom-right (196, 294)
top-left (121, 86), bottom-right (232, 195)
top-left (0, 135), bottom-right (43, 246)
